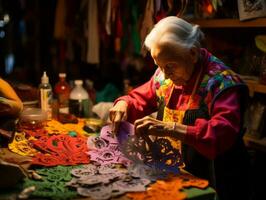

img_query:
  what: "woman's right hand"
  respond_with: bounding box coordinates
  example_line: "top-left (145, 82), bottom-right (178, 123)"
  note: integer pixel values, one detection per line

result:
top-left (109, 100), bottom-right (128, 134)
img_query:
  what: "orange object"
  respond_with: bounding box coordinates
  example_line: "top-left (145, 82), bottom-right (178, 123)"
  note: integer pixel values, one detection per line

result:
top-left (206, 4), bottom-right (213, 14)
top-left (45, 119), bottom-right (90, 137)
top-left (127, 172), bottom-right (209, 200)
top-left (179, 173), bottom-right (209, 189)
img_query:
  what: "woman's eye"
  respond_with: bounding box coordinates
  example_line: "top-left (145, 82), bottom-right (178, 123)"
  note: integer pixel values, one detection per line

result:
top-left (165, 63), bottom-right (174, 70)
top-left (165, 63), bottom-right (171, 68)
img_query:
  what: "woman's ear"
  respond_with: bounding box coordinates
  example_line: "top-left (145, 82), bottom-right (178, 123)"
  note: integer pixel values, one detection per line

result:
top-left (189, 47), bottom-right (199, 64)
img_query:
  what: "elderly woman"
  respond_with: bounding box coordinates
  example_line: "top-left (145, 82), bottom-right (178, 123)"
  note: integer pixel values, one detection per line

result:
top-left (110, 17), bottom-right (250, 200)
top-left (0, 78), bottom-right (23, 118)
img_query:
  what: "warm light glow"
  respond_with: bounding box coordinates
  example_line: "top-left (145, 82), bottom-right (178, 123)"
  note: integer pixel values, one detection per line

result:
top-left (207, 4), bottom-right (213, 14)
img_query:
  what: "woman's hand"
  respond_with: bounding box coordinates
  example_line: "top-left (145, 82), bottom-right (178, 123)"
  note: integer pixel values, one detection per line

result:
top-left (109, 100), bottom-right (128, 134)
top-left (134, 116), bottom-right (187, 140)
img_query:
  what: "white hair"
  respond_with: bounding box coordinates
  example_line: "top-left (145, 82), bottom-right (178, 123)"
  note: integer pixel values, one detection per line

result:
top-left (144, 16), bottom-right (204, 53)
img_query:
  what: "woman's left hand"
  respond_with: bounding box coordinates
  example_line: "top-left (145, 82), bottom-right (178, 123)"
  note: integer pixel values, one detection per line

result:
top-left (134, 116), bottom-right (187, 140)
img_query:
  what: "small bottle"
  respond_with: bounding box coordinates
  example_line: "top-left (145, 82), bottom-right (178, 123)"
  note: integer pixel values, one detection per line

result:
top-left (69, 80), bottom-right (93, 118)
top-left (54, 73), bottom-right (70, 114)
top-left (39, 71), bottom-right (53, 120)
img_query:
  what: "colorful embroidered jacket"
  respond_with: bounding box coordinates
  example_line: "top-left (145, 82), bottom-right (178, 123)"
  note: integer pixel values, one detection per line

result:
top-left (116, 48), bottom-right (248, 160)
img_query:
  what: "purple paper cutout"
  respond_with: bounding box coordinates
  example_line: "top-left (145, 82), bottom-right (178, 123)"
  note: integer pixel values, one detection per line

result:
top-left (77, 186), bottom-right (112, 200)
top-left (87, 122), bottom-right (134, 166)
top-left (100, 121), bottom-right (134, 144)
top-left (67, 164), bottom-right (151, 199)
top-left (87, 121), bottom-right (181, 177)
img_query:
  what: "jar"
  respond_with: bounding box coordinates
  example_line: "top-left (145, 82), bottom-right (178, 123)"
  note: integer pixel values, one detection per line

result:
top-left (18, 108), bottom-right (47, 130)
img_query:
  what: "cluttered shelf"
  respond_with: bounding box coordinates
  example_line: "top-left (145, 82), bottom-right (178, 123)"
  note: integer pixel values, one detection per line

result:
top-left (188, 18), bottom-right (266, 28)
top-left (243, 78), bottom-right (266, 152)
top-left (244, 79), bottom-right (266, 97)
top-left (243, 134), bottom-right (266, 153)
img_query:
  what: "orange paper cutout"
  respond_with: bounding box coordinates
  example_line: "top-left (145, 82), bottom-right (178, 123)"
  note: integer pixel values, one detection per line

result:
top-left (127, 173), bottom-right (209, 200)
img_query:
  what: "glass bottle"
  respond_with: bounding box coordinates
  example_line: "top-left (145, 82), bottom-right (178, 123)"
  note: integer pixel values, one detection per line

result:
top-left (39, 71), bottom-right (52, 120)
top-left (69, 80), bottom-right (93, 118)
top-left (54, 73), bottom-right (70, 114)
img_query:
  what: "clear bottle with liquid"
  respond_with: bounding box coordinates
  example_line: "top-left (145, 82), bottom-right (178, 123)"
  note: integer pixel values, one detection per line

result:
top-left (39, 71), bottom-right (52, 120)
top-left (69, 80), bottom-right (93, 118)
top-left (54, 73), bottom-right (70, 114)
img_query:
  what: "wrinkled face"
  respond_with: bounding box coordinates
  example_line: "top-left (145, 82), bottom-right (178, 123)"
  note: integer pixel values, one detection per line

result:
top-left (156, 60), bottom-right (194, 86)
top-left (151, 44), bottom-right (197, 85)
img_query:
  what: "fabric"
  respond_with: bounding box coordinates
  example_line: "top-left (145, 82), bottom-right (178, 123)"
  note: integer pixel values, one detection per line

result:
top-left (86, 0), bottom-right (100, 64)
top-left (96, 83), bottom-right (121, 103)
top-left (54, 0), bottom-right (66, 39)
top-left (0, 159), bottom-right (27, 188)
top-left (0, 116), bottom-right (17, 140)
top-left (92, 102), bottom-right (114, 121)
top-left (0, 148), bottom-right (32, 169)
top-left (105, 0), bottom-right (112, 35)
top-left (0, 127), bottom-right (13, 145)
top-left (131, 3), bottom-right (141, 54)
top-left (155, 0), bottom-right (161, 13)
top-left (140, 0), bottom-right (154, 55)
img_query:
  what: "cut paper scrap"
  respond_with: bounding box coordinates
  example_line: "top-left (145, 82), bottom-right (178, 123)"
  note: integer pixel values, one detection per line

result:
top-left (23, 165), bottom-right (78, 200)
top-left (127, 173), bottom-right (209, 200)
top-left (127, 178), bottom-right (186, 200)
top-left (32, 134), bottom-right (89, 166)
top-left (23, 128), bottom-right (48, 138)
top-left (66, 163), bottom-right (151, 200)
top-left (45, 119), bottom-right (91, 136)
top-left (127, 163), bottom-right (174, 181)
top-left (178, 173), bottom-right (209, 189)
top-left (8, 132), bottom-right (37, 156)
top-left (121, 134), bottom-right (182, 176)
top-left (87, 121), bottom-right (134, 166)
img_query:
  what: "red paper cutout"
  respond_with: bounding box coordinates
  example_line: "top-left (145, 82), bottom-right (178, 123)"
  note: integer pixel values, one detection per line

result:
top-left (32, 134), bottom-right (89, 166)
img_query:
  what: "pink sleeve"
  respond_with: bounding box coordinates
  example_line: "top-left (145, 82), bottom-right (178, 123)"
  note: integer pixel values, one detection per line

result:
top-left (185, 88), bottom-right (241, 159)
top-left (114, 76), bottom-right (158, 123)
